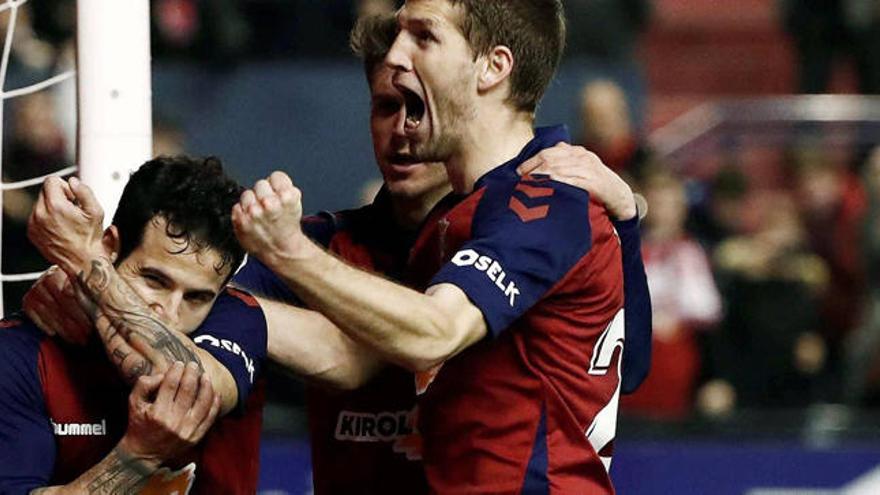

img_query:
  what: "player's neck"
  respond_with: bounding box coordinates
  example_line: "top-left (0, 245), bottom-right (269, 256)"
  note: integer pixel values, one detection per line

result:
top-left (390, 184), bottom-right (451, 230)
top-left (447, 108), bottom-right (534, 194)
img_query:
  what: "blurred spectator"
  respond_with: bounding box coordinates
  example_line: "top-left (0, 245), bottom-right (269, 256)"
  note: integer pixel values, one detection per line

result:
top-left (621, 169), bottom-right (722, 419)
top-left (780, 0), bottom-right (880, 93)
top-left (562, 0), bottom-right (652, 130)
top-left (153, 117), bottom-right (187, 157)
top-left (792, 147), bottom-right (867, 345)
top-left (29, 0), bottom-right (74, 47)
top-left (704, 191), bottom-right (829, 413)
top-left (843, 146), bottom-right (880, 404)
top-left (688, 164), bottom-right (752, 249)
top-left (2, 92), bottom-right (69, 311)
top-left (7, 92), bottom-right (68, 182)
top-left (578, 80), bottom-right (650, 178)
top-left (152, 0), bottom-right (251, 65)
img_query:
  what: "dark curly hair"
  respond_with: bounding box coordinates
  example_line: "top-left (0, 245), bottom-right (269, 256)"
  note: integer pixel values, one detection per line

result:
top-left (112, 155), bottom-right (245, 280)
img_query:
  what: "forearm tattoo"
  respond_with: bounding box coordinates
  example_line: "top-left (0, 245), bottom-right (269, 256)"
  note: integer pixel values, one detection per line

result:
top-left (85, 447), bottom-right (153, 494)
top-left (78, 258), bottom-right (203, 381)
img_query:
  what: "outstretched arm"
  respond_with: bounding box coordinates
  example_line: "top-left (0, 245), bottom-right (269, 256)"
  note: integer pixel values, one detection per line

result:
top-left (256, 295), bottom-right (386, 390)
top-left (27, 177), bottom-right (238, 414)
top-left (232, 173), bottom-right (492, 372)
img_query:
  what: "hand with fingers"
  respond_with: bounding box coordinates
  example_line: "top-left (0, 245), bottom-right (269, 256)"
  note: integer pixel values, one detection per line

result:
top-left (27, 176), bottom-right (108, 277)
top-left (517, 142), bottom-right (639, 221)
top-left (117, 361), bottom-right (221, 470)
top-left (23, 266), bottom-right (95, 345)
top-left (232, 171), bottom-right (308, 265)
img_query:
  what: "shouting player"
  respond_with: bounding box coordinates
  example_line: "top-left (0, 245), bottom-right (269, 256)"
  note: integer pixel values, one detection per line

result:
top-left (235, 2), bottom-right (647, 493)
top-left (0, 157), bottom-right (267, 493)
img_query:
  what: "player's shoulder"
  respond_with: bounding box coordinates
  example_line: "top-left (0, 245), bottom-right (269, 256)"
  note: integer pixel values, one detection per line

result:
top-left (208, 287), bottom-right (267, 331)
top-left (302, 210), bottom-right (343, 248)
top-left (0, 317), bottom-right (44, 394)
top-left (0, 316), bottom-right (44, 353)
top-left (473, 173), bottom-right (593, 247)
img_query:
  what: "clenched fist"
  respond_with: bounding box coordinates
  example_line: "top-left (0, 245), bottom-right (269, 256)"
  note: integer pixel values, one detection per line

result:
top-left (232, 171), bottom-right (309, 267)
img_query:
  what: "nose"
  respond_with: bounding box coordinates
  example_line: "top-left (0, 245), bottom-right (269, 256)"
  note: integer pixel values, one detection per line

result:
top-left (385, 32), bottom-right (413, 73)
top-left (149, 293), bottom-right (182, 327)
top-left (393, 106), bottom-right (408, 138)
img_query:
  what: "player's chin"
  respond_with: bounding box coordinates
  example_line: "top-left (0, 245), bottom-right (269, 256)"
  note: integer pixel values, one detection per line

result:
top-left (384, 169), bottom-right (432, 197)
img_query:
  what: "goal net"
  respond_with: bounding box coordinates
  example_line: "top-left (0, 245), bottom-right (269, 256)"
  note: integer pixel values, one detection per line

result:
top-left (0, 0), bottom-right (152, 315)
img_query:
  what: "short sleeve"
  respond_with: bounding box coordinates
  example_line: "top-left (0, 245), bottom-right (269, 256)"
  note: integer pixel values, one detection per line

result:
top-left (233, 256), bottom-right (300, 304)
top-left (232, 212), bottom-right (338, 304)
top-left (612, 217), bottom-right (653, 395)
top-left (430, 178), bottom-right (592, 336)
top-left (191, 289), bottom-right (268, 412)
top-left (0, 324), bottom-right (55, 492)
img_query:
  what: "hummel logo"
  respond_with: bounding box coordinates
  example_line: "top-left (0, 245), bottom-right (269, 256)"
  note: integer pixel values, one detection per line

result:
top-left (52, 419), bottom-right (107, 436)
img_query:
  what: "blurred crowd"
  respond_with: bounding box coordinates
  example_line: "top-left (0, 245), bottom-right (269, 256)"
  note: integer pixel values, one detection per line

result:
top-left (0, 0), bottom-right (878, 421)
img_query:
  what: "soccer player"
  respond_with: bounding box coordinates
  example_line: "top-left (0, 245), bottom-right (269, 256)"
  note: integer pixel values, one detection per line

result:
top-left (0, 157), bottom-right (267, 493)
top-left (234, 2), bottom-right (647, 493)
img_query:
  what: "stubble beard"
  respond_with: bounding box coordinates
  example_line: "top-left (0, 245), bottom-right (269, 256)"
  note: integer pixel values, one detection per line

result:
top-left (410, 73), bottom-right (476, 165)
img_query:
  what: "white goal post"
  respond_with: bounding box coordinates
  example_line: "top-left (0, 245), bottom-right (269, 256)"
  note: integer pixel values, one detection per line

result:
top-left (77, 0), bottom-right (152, 223)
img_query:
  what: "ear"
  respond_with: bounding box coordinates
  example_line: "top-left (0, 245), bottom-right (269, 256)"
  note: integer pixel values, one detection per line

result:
top-left (477, 45), bottom-right (514, 93)
top-left (102, 226), bottom-right (120, 264)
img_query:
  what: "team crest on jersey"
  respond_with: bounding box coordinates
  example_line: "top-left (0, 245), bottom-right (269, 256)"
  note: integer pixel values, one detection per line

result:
top-left (140, 463), bottom-right (196, 495)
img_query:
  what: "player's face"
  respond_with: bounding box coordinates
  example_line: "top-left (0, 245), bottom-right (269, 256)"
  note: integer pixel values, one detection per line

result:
top-left (385, 0), bottom-right (479, 163)
top-left (116, 216), bottom-right (227, 334)
top-left (370, 65), bottom-right (449, 199)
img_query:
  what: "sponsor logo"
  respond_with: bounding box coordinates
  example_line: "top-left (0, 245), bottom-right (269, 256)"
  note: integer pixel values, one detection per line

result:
top-left (450, 249), bottom-right (520, 306)
top-left (51, 419), bottom-right (107, 436)
top-left (335, 410), bottom-right (414, 443)
top-left (193, 335), bottom-right (256, 383)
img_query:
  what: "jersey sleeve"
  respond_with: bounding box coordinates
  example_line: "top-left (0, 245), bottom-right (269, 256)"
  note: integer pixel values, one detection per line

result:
top-left (612, 217), bottom-right (653, 395)
top-left (430, 178), bottom-right (593, 336)
top-left (233, 256), bottom-right (300, 303)
top-left (232, 212), bottom-right (338, 304)
top-left (0, 324), bottom-right (55, 493)
top-left (191, 289), bottom-right (268, 413)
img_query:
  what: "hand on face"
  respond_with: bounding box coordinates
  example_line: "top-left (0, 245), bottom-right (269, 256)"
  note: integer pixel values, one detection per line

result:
top-left (119, 361), bottom-right (221, 468)
top-left (232, 171), bottom-right (307, 265)
top-left (28, 176), bottom-right (107, 275)
top-left (23, 266), bottom-right (94, 345)
top-left (517, 143), bottom-right (638, 221)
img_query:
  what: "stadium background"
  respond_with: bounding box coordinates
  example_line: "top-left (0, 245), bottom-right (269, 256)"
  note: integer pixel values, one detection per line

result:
top-left (3, 0), bottom-right (879, 493)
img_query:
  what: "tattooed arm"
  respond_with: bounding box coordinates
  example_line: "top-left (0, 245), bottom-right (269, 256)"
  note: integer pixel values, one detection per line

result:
top-left (27, 177), bottom-right (239, 414)
top-left (78, 257), bottom-right (202, 380)
top-left (30, 364), bottom-right (220, 495)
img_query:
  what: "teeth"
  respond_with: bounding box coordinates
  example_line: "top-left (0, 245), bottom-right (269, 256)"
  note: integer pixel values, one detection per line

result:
top-left (406, 115), bottom-right (421, 128)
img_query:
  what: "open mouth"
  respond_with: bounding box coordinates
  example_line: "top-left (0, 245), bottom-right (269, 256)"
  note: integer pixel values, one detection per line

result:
top-left (401, 86), bottom-right (426, 131)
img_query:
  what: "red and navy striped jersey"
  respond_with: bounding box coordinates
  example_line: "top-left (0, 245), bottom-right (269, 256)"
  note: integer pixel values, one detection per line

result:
top-left (0, 288), bottom-right (267, 494)
top-left (409, 126), bottom-right (627, 494)
top-left (234, 191), bottom-right (427, 495)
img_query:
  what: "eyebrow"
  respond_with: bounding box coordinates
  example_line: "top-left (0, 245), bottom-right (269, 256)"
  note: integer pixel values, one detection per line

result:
top-left (399, 12), bottom-right (437, 31)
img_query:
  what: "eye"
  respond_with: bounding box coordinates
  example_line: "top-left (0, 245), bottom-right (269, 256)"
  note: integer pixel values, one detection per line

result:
top-left (413, 28), bottom-right (437, 46)
top-left (142, 272), bottom-right (168, 289)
